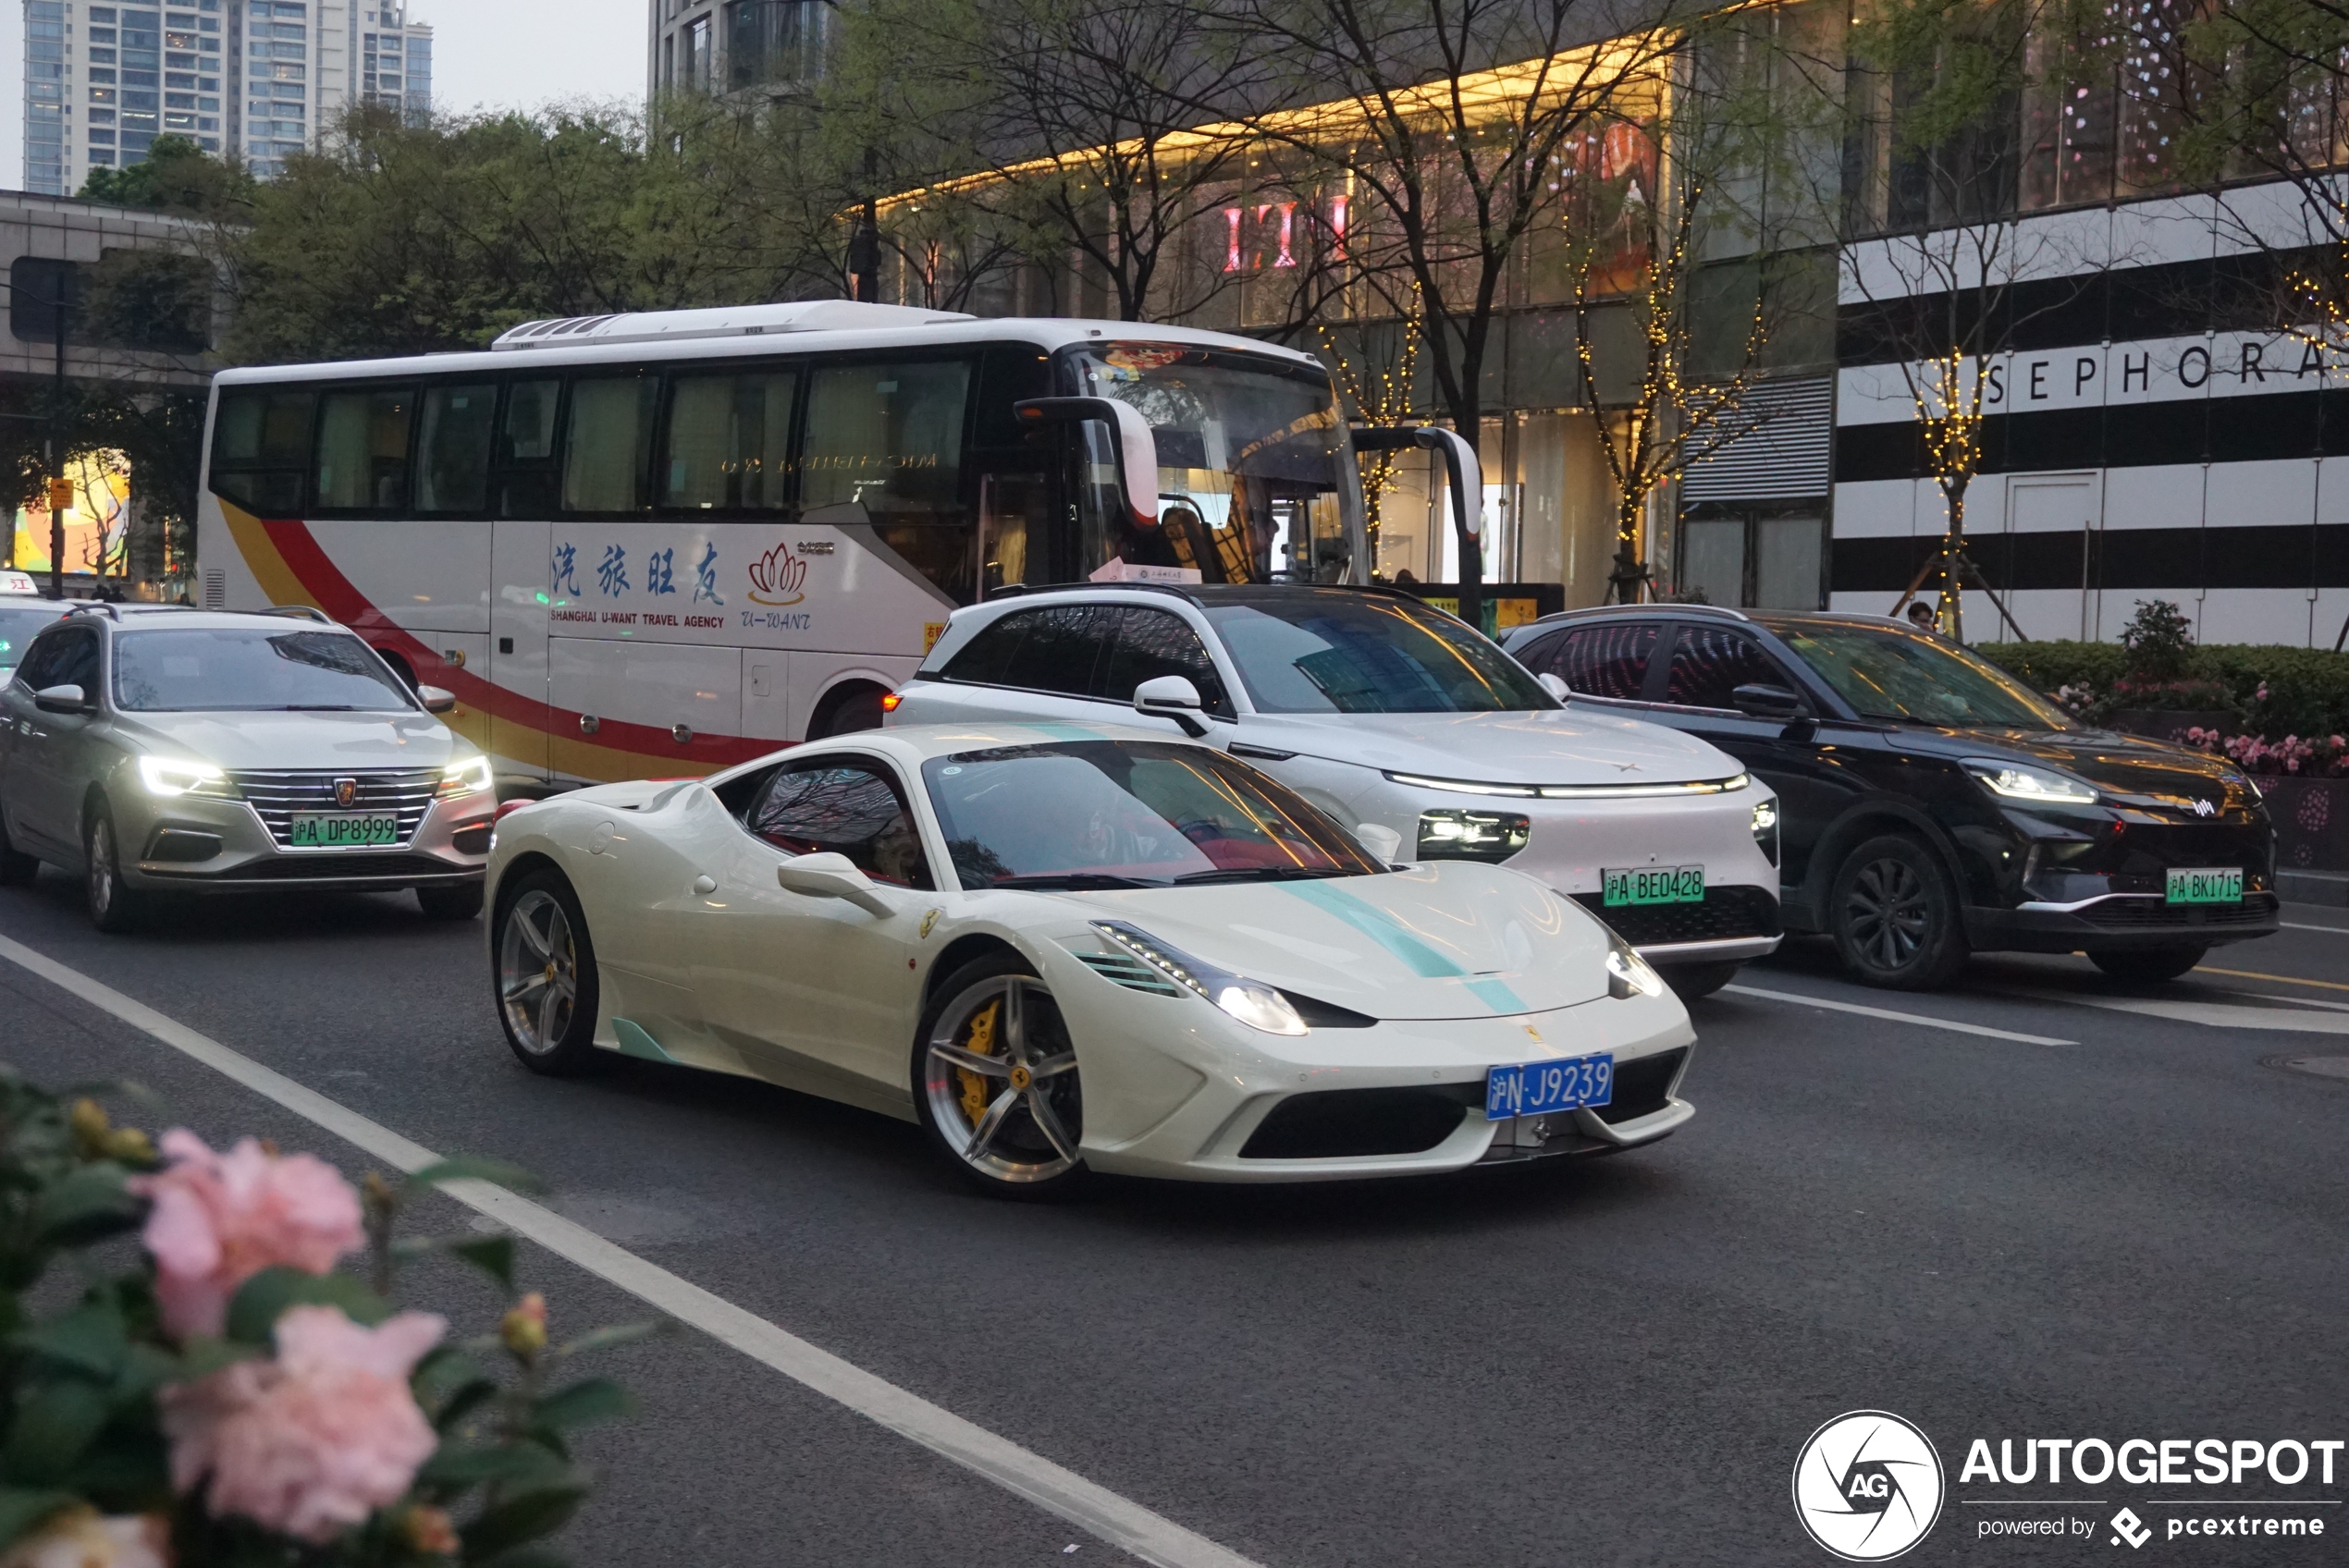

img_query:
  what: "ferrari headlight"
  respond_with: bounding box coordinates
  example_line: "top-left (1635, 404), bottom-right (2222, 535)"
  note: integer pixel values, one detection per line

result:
top-left (1964, 759), bottom-right (2097, 804)
top-left (1605, 934), bottom-right (1666, 1000)
top-left (1213, 981), bottom-right (1310, 1036)
top-left (137, 755), bottom-right (233, 798)
top-left (437, 754), bottom-right (495, 799)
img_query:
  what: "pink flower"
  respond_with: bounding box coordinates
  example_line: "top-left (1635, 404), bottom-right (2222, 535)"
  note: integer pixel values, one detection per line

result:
top-left (0, 1510), bottom-right (169, 1568)
top-left (162, 1305), bottom-right (446, 1545)
top-left (131, 1131), bottom-right (364, 1340)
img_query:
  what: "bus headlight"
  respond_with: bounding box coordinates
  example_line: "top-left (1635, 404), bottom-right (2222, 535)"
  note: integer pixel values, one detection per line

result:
top-left (437, 755), bottom-right (495, 800)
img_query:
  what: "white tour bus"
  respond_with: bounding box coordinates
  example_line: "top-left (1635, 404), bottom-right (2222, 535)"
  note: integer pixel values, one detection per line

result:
top-left (193, 300), bottom-right (1414, 788)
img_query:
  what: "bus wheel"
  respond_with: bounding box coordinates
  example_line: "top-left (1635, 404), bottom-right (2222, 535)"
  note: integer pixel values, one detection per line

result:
top-left (812, 683), bottom-right (888, 737)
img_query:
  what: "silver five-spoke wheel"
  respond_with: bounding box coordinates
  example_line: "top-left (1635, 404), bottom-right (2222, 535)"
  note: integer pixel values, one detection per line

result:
top-left (921, 973), bottom-right (1083, 1185)
top-left (499, 888), bottom-right (580, 1056)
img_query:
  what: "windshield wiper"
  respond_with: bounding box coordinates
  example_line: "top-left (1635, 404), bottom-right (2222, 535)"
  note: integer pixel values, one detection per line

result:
top-left (987, 873), bottom-right (1167, 890)
top-left (1172, 866), bottom-right (1354, 885)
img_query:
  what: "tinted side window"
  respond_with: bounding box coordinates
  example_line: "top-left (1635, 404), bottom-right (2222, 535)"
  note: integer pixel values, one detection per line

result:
top-left (801, 359), bottom-right (974, 602)
top-left (209, 387), bottom-right (314, 518)
top-left (561, 375), bottom-right (656, 514)
top-left (1664, 626), bottom-right (1780, 710)
top-left (941, 606), bottom-right (1110, 697)
top-left (14, 629), bottom-right (76, 692)
top-left (748, 759), bottom-right (933, 888)
top-left (314, 386), bottom-right (414, 512)
top-left (1524, 623), bottom-right (1658, 702)
top-left (1101, 607), bottom-right (1232, 717)
top-left (661, 368), bottom-right (797, 511)
top-left (417, 384), bottom-right (498, 512)
top-left (497, 378), bottom-right (561, 517)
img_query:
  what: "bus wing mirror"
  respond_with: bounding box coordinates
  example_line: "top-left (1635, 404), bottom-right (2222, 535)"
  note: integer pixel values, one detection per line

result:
top-left (1015, 397), bottom-right (1158, 530)
top-left (1355, 425), bottom-right (1482, 545)
top-left (1132, 674), bottom-right (1209, 738)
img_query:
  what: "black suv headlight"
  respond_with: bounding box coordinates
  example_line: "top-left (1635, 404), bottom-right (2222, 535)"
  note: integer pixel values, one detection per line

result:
top-left (1751, 798), bottom-right (1779, 866)
top-left (1417, 809), bottom-right (1531, 863)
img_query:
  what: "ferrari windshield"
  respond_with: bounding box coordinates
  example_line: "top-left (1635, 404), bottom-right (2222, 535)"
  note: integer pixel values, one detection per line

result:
top-left (113, 629), bottom-right (416, 713)
top-left (920, 739), bottom-right (1383, 891)
top-left (1777, 623), bottom-right (2070, 729)
top-left (1069, 345), bottom-right (1367, 585)
top-left (1203, 591), bottom-right (1556, 713)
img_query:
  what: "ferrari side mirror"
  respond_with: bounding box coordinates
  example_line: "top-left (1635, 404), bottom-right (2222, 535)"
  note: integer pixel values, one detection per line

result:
top-left (1355, 823), bottom-right (1405, 866)
top-left (777, 851), bottom-right (897, 917)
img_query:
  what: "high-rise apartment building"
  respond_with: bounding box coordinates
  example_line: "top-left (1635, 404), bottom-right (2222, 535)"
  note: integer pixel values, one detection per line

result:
top-left (19, 1), bottom-right (436, 196)
top-left (646, 0), bottom-right (827, 104)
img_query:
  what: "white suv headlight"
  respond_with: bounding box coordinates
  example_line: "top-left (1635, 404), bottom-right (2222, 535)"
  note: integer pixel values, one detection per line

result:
top-left (437, 754), bottom-right (495, 800)
top-left (137, 755), bottom-right (231, 798)
top-left (1963, 759), bottom-right (2098, 804)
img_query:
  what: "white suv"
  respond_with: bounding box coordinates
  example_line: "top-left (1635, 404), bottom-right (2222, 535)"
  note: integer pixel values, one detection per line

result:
top-left (886, 584), bottom-right (1782, 995)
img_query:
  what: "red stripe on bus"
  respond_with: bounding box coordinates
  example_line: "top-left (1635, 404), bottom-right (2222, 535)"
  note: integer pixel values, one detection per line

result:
top-left (257, 519), bottom-right (779, 767)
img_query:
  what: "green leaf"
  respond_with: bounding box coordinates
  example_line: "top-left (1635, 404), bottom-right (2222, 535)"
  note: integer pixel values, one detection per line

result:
top-left (548, 1320), bottom-right (665, 1361)
top-left (33, 1164), bottom-right (141, 1244)
top-left (419, 1443), bottom-right (572, 1490)
top-left (461, 1486), bottom-right (586, 1563)
top-left (430, 1378), bottom-right (499, 1436)
top-left (224, 1267), bottom-right (390, 1345)
top-left (2, 1378), bottom-right (110, 1483)
top-left (14, 1300), bottom-right (129, 1378)
top-left (0, 1488), bottom-right (76, 1551)
top-left (529, 1378), bottom-right (632, 1434)
top-left (404, 1158), bottom-right (545, 1196)
top-left (447, 1235), bottom-right (516, 1292)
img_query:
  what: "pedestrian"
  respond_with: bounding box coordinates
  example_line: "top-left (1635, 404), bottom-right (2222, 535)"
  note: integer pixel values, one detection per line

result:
top-left (1906, 600), bottom-right (1936, 631)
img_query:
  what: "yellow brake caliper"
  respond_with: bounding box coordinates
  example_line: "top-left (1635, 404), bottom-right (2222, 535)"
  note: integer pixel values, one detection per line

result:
top-left (957, 999), bottom-right (1001, 1127)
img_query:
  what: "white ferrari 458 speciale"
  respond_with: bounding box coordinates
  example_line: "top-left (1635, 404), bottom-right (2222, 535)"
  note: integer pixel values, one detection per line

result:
top-left (484, 722), bottom-right (1696, 1194)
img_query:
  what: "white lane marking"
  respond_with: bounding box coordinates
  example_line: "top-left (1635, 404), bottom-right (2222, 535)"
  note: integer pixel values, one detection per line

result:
top-left (1720, 984), bottom-right (2075, 1046)
top-left (0, 931), bottom-right (1263, 1568)
top-left (2282, 922), bottom-right (2349, 935)
top-left (2209, 987), bottom-right (2349, 1015)
top-left (2000, 986), bottom-right (2349, 1035)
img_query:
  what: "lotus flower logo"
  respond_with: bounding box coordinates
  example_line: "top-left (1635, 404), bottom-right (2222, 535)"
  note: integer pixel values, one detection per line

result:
top-left (747, 542), bottom-right (808, 606)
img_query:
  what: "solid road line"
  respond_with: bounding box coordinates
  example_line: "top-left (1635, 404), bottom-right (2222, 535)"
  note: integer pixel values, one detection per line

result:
top-left (2201, 965), bottom-right (2349, 994)
top-left (2281, 922), bottom-right (2349, 935)
top-left (1721, 984), bottom-right (2076, 1046)
top-left (0, 931), bottom-right (1266, 1568)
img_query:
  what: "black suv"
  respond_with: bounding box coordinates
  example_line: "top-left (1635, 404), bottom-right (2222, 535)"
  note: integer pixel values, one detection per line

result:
top-left (1500, 606), bottom-right (2279, 989)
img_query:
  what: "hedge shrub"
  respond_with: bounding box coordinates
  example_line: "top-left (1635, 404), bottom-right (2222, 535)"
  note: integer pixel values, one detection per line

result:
top-left (1976, 640), bottom-right (2349, 741)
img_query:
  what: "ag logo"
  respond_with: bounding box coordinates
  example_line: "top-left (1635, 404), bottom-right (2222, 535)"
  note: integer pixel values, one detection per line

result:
top-left (747, 542), bottom-right (809, 606)
top-left (1792, 1410), bottom-right (1944, 1562)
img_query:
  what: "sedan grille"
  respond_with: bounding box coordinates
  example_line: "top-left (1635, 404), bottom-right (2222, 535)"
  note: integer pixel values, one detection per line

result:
top-left (228, 768), bottom-right (440, 850)
top-left (1571, 885), bottom-right (1781, 948)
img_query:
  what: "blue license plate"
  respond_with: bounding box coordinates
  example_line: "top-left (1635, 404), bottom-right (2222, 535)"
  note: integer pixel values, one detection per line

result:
top-left (1485, 1054), bottom-right (1614, 1121)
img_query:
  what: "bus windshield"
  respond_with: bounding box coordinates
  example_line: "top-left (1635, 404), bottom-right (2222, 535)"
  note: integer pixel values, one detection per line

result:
top-left (1069, 345), bottom-right (1366, 586)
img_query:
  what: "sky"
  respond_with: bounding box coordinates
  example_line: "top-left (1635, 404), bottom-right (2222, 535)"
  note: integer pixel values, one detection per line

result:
top-left (3, 0), bottom-right (647, 191)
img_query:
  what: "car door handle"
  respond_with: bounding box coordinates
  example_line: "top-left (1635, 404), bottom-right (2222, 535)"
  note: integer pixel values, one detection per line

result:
top-left (691, 875), bottom-right (717, 895)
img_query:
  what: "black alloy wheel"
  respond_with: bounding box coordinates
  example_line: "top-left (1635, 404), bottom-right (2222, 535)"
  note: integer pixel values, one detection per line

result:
top-left (2089, 944), bottom-right (2209, 985)
top-left (1828, 833), bottom-right (1968, 991)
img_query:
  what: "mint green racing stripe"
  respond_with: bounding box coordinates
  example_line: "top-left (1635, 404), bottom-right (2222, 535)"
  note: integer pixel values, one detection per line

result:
top-left (1464, 977), bottom-right (1529, 1013)
top-left (1276, 882), bottom-right (1530, 1013)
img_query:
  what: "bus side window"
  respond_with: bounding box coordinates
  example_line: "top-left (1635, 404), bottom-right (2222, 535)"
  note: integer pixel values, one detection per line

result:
top-left (802, 359), bottom-right (974, 600)
top-left (497, 378), bottom-right (561, 517)
top-left (661, 368), bottom-right (796, 511)
top-left (417, 384), bottom-right (498, 513)
top-left (314, 387), bottom-right (414, 514)
top-left (208, 387), bottom-right (314, 518)
top-left (562, 375), bottom-right (657, 515)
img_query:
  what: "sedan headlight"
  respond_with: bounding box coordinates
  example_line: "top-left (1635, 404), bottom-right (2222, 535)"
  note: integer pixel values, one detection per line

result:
top-left (137, 755), bottom-right (234, 798)
top-left (1605, 933), bottom-right (1666, 1000)
top-left (1751, 797), bottom-right (1780, 866)
top-left (1417, 808), bottom-right (1531, 863)
top-left (437, 754), bottom-right (495, 800)
top-left (1963, 759), bottom-right (2098, 804)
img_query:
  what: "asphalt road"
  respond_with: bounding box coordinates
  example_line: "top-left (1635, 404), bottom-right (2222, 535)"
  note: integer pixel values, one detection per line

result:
top-left (1, 870), bottom-right (2343, 1568)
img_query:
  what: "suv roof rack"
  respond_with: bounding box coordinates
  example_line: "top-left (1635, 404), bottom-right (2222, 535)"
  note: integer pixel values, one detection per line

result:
top-left (67, 603), bottom-right (118, 620)
top-left (1547, 601), bottom-right (1753, 624)
top-left (262, 605), bottom-right (337, 624)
